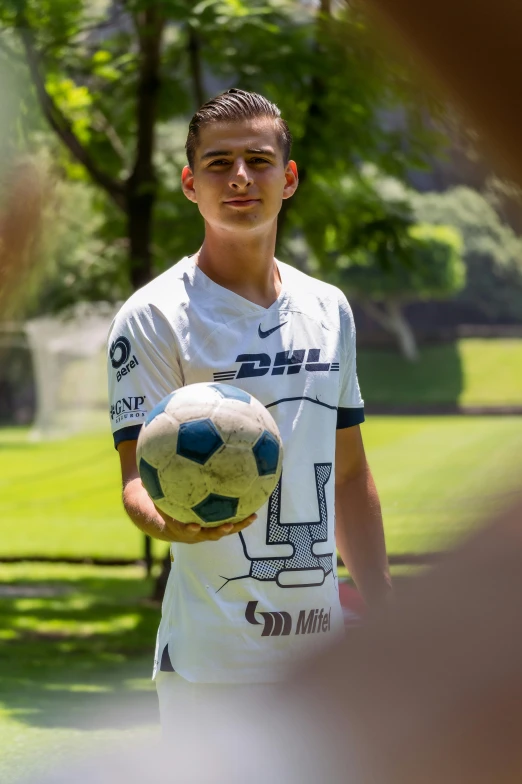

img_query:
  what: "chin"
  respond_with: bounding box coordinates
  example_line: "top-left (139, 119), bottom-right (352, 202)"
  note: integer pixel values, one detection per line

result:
top-left (217, 214), bottom-right (269, 232)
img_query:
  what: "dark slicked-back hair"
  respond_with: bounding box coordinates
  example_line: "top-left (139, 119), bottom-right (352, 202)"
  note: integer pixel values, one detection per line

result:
top-left (185, 88), bottom-right (292, 168)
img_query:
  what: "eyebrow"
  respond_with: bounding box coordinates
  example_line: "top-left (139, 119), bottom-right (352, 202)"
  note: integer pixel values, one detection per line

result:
top-left (200, 147), bottom-right (276, 161)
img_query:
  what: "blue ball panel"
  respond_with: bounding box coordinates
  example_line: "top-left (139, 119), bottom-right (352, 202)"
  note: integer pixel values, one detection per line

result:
top-left (139, 458), bottom-right (164, 500)
top-left (192, 493), bottom-right (239, 523)
top-left (211, 383), bottom-right (251, 404)
top-left (252, 431), bottom-right (280, 476)
top-left (177, 419), bottom-right (224, 465)
top-left (145, 392), bottom-right (176, 426)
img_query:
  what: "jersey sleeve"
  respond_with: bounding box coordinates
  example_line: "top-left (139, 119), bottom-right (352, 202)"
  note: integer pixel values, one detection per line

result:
top-left (107, 302), bottom-right (183, 448)
top-left (337, 293), bottom-right (365, 429)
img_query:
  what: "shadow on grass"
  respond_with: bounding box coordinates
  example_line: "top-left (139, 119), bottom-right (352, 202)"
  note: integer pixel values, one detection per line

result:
top-left (357, 341), bottom-right (463, 406)
top-left (0, 567), bottom-right (161, 731)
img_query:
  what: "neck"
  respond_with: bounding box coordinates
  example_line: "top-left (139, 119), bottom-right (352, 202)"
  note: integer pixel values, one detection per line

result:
top-left (196, 221), bottom-right (281, 308)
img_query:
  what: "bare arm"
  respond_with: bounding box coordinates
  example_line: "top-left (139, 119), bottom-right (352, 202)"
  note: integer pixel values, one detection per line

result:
top-left (335, 426), bottom-right (391, 608)
top-left (117, 440), bottom-right (256, 544)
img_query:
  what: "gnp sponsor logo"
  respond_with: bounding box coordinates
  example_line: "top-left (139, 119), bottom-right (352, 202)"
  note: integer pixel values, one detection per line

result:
top-left (245, 600), bottom-right (331, 637)
top-left (111, 396), bottom-right (147, 424)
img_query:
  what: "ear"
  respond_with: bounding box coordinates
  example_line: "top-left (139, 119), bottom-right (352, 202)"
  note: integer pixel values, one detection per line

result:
top-left (181, 165), bottom-right (197, 203)
top-left (282, 160), bottom-right (299, 200)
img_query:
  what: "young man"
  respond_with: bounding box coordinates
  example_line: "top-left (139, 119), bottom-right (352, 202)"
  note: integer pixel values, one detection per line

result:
top-left (108, 89), bottom-right (391, 724)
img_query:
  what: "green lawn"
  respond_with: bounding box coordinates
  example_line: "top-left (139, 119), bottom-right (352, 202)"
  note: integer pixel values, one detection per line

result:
top-left (2, 415), bottom-right (521, 560)
top-left (0, 563), bottom-right (159, 784)
top-left (358, 338), bottom-right (522, 405)
top-left (363, 416), bottom-right (522, 554)
top-left (0, 427), bottom-right (152, 560)
top-left (1, 412), bottom-right (522, 781)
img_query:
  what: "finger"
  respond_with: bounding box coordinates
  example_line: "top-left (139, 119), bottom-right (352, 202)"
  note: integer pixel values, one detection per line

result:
top-left (206, 531), bottom-right (228, 542)
top-left (186, 523), bottom-right (201, 533)
top-left (198, 524), bottom-right (236, 542)
top-left (238, 513), bottom-right (258, 527)
top-left (227, 514), bottom-right (258, 535)
top-left (216, 514), bottom-right (257, 536)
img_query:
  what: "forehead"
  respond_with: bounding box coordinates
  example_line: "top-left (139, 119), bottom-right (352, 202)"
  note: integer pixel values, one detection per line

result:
top-left (196, 118), bottom-right (282, 159)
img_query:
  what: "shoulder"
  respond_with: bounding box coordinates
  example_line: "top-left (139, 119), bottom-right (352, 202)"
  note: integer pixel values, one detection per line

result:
top-left (278, 261), bottom-right (354, 325)
top-left (111, 257), bottom-right (193, 333)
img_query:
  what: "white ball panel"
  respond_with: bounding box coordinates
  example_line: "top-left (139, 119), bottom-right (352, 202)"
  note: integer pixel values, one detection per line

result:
top-left (205, 446), bottom-right (258, 496)
top-left (166, 398), bottom-right (218, 425)
top-left (213, 403), bottom-right (264, 447)
top-left (158, 452), bottom-right (212, 508)
top-left (156, 496), bottom-right (201, 525)
top-left (166, 383), bottom-right (222, 410)
top-left (137, 412), bottom-right (179, 468)
top-left (257, 403), bottom-right (283, 443)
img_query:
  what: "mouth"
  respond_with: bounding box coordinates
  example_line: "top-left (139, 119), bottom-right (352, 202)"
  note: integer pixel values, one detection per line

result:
top-left (224, 198), bottom-right (261, 208)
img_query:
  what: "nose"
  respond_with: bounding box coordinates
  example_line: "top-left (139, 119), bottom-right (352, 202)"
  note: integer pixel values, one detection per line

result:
top-left (229, 159), bottom-right (253, 190)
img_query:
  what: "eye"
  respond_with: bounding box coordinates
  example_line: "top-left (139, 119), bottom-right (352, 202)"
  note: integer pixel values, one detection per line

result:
top-left (208, 159), bottom-right (230, 167)
top-left (250, 157), bottom-right (270, 165)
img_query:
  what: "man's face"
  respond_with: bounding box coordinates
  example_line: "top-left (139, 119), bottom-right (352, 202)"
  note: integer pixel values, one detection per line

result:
top-left (182, 118), bottom-right (298, 234)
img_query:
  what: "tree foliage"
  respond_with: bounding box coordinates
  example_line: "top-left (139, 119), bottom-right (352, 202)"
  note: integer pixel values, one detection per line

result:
top-left (413, 186), bottom-right (522, 321)
top-left (0, 0), bottom-right (442, 312)
top-left (297, 168), bottom-right (465, 359)
top-left (339, 224), bottom-right (464, 300)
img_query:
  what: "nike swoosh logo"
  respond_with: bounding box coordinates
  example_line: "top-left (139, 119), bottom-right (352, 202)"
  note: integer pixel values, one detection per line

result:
top-left (258, 321), bottom-right (288, 339)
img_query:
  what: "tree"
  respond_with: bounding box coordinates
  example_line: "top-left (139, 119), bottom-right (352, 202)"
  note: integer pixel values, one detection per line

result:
top-left (0, 0), bottom-right (447, 592)
top-left (0, 0), bottom-right (442, 303)
top-left (413, 186), bottom-right (522, 322)
top-left (23, 177), bottom-right (130, 317)
top-left (340, 224), bottom-right (464, 360)
top-left (299, 170), bottom-right (465, 359)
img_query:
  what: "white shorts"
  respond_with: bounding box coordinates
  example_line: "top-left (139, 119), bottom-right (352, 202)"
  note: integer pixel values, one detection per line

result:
top-left (156, 671), bottom-right (273, 736)
top-left (155, 671), bottom-right (349, 783)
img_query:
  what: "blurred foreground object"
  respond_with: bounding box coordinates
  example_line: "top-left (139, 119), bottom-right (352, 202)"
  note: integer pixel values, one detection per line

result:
top-left (365, 0), bottom-right (522, 185)
top-left (298, 496), bottom-right (522, 783)
top-left (0, 160), bottom-right (47, 317)
top-left (35, 499), bottom-right (522, 784)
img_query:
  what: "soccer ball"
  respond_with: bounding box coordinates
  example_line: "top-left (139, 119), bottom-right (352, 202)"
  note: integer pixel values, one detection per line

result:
top-left (136, 383), bottom-right (283, 527)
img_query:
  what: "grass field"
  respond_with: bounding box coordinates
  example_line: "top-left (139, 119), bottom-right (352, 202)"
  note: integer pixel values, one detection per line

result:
top-left (1, 413), bottom-right (522, 780)
top-left (0, 563), bottom-right (159, 783)
top-left (2, 338), bottom-right (522, 783)
top-left (2, 414), bottom-right (521, 560)
top-left (358, 338), bottom-right (522, 405)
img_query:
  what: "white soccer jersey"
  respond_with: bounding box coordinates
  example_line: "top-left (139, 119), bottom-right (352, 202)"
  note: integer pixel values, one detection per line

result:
top-left (107, 256), bottom-right (364, 683)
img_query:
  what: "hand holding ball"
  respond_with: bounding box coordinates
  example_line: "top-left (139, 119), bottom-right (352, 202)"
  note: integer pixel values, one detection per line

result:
top-left (137, 383), bottom-right (283, 527)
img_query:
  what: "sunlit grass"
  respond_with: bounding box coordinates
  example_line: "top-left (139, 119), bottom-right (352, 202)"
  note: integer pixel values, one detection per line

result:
top-left (0, 564), bottom-right (159, 784)
top-left (358, 338), bottom-right (522, 405)
top-left (2, 415), bottom-right (521, 560)
top-left (1, 407), bottom-right (522, 780)
top-left (363, 416), bottom-right (522, 554)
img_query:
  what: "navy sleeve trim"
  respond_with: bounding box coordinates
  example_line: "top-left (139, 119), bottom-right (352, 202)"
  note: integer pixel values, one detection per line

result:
top-left (336, 407), bottom-right (365, 429)
top-left (113, 424), bottom-right (143, 449)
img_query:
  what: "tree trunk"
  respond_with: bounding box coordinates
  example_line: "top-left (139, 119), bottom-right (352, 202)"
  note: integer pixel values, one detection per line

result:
top-left (127, 6), bottom-right (165, 290)
top-left (383, 300), bottom-right (419, 360)
top-left (276, 1), bottom-right (331, 255)
top-left (187, 24), bottom-right (205, 109)
top-left (127, 179), bottom-right (156, 289)
top-left (359, 299), bottom-right (419, 361)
